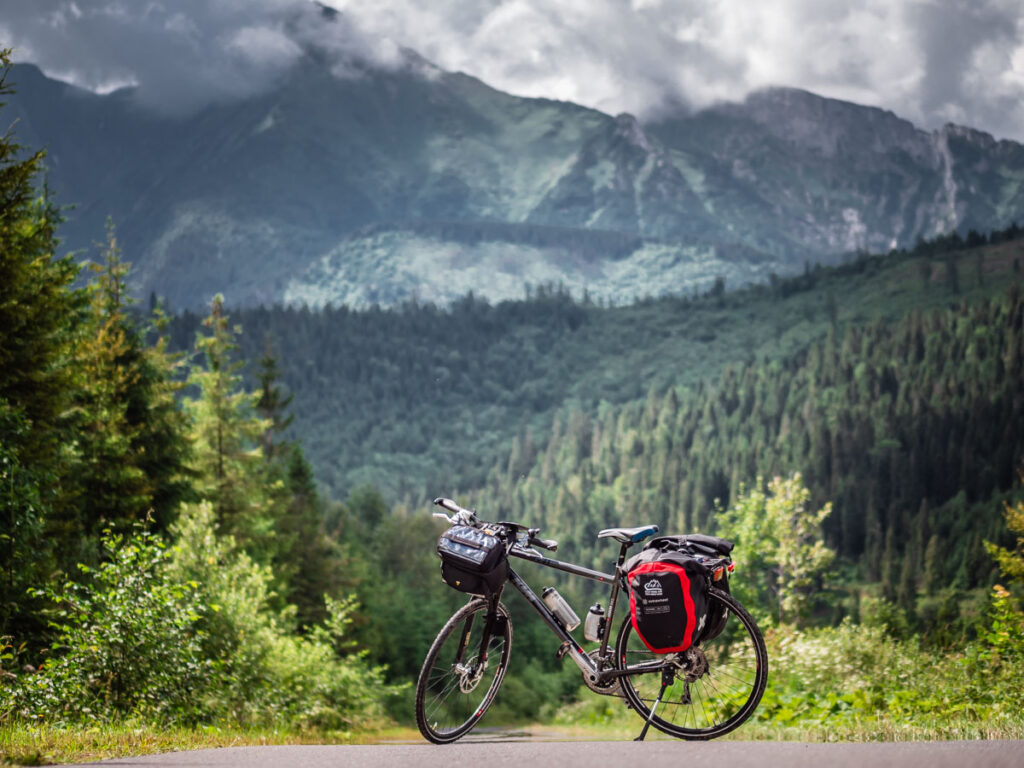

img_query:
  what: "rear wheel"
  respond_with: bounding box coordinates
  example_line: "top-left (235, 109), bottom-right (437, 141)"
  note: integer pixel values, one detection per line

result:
top-left (415, 598), bottom-right (512, 744)
top-left (615, 586), bottom-right (767, 739)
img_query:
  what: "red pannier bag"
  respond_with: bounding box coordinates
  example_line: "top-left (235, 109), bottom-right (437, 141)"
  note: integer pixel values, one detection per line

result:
top-left (625, 551), bottom-right (710, 653)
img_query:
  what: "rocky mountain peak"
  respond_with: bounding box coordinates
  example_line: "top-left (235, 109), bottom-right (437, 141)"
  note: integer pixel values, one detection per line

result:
top-left (939, 122), bottom-right (998, 151)
top-left (722, 86), bottom-right (929, 162)
top-left (612, 113), bottom-right (654, 152)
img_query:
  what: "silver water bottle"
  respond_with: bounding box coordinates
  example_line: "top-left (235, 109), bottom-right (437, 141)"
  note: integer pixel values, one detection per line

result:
top-left (542, 587), bottom-right (581, 631)
top-left (583, 603), bottom-right (606, 642)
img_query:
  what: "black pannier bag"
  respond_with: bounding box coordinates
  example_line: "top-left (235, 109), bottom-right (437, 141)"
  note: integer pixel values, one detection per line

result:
top-left (640, 534), bottom-right (734, 644)
top-left (437, 525), bottom-right (509, 596)
top-left (624, 548), bottom-right (710, 653)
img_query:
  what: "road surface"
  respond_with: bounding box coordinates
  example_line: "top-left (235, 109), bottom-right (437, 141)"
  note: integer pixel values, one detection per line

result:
top-left (50, 739), bottom-right (1024, 768)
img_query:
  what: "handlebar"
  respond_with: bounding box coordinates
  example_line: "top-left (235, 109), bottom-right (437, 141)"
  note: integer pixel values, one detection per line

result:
top-left (433, 497), bottom-right (478, 526)
top-left (527, 535), bottom-right (558, 552)
top-left (432, 497), bottom-right (558, 552)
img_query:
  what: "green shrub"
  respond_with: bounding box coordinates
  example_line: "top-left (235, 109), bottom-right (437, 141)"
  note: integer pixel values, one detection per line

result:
top-left (3, 528), bottom-right (207, 724)
top-left (2, 504), bottom-right (400, 732)
top-left (757, 590), bottom-right (1024, 731)
top-left (167, 501), bottom-right (398, 730)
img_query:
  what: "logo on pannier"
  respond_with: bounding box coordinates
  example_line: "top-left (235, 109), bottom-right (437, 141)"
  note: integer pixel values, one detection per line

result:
top-left (643, 578), bottom-right (663, 597)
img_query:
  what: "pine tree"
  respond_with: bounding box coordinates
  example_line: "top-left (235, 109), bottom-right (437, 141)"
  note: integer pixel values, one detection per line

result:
top-left (67, 226), bottom-right (154, 548)
top-left (276, 445), bottom-right (342, 628)
top-left (65, 223), bottom-right (192, 550)
top-left (0, 50), bottom-right (83, 640)
top-left (255, 339), bottom-right (294, 459)
top-left (184, 294), bottom-right (270, 546)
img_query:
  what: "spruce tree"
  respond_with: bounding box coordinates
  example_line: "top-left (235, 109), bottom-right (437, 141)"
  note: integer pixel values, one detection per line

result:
top-left (185, 295), bottom-right (270, 546)
top-left (0, 50), bottom-right (82, 640)
top-left (65, 223), bottom-right (191, 553)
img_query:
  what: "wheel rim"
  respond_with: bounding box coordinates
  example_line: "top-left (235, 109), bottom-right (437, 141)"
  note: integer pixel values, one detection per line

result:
top-left (617, 591), bottom-right (766, 738)
top-left (418, 602), bottom-right (510, 740)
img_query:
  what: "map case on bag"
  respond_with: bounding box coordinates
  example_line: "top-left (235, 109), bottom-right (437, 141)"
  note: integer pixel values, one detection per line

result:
top-left (436, 525), bottom-right (509, 596)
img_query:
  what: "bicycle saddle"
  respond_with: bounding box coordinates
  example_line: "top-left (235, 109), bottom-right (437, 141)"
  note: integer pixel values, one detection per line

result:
top-left (597, 525), bottom-right (659, 544)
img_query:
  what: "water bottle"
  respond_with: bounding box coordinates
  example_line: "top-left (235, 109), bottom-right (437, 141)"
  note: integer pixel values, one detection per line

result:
top-left (584, 603), bottom-right (606, 642)
top-left (542, 587), bottom-right (581, 631)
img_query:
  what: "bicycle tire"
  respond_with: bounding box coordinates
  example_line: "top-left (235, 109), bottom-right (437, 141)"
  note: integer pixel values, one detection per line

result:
top-left (415, 597), bottom-right (513, 744)
top-left (615, 586), bottom-right (767, 739)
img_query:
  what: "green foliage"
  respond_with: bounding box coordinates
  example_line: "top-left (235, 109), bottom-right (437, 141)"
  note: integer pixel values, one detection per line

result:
top-left (717, 474), bottom-right (835, 626)
top-left (984, 490), bottom-right (1024, 586)
top-left (2, 508), bottom-right (397, 732)
top-left (757, 594), bottom-right (1024, 733)
top-left (166, 501), bottom-right (395, 729)
top-left (0, 49), bottom-right (84, 641)
top-left (184, 295), bottom-right (271, 546)
top-left (4, 527), bottom-right (206, 724)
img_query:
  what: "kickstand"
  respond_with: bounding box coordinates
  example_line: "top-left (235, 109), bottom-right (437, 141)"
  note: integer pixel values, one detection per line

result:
top-left (635, 669), bottom-right (673, 742)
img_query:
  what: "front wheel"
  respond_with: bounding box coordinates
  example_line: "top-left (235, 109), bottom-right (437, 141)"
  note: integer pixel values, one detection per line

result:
top-left (616, 586), bottom-right (768, 740)
top-left (415, 597), bottom-right (513, 744)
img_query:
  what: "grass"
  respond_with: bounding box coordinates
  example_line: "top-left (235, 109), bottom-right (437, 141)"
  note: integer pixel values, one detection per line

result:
top-left (0, 722), bottom-right (417, 766)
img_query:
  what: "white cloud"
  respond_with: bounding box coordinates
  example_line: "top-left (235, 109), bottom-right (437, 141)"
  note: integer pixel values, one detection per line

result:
top-left (325, 0), bottom-right (1024, 140)
top-left (225, 25), bottom-right (303, 69)
top-left (2, 0), bottom-right (1023, 139)
top-left (0, 0), bottom-right (398, 114)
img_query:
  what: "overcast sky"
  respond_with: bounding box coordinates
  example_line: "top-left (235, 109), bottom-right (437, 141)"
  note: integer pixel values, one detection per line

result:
top-left (2, 0), bottom-right (1023, 141)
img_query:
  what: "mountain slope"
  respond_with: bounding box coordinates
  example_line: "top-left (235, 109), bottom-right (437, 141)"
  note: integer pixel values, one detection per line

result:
top-left (6, 19), bottom-right (1024, 309)
top-left (165, 233), bottom-right (1024, 501)
top-left (649, 88), bottom-right (1024, 256)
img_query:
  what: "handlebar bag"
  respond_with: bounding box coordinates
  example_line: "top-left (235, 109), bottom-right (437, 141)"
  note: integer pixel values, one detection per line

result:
top-left (625, 550), bottom-right (710, 653)
top-left (437, 525), bottom-right (509, 596)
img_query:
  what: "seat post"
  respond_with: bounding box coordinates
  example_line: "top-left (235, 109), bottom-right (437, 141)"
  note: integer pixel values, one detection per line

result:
top-left (616, 542), bottom-right (631, 569)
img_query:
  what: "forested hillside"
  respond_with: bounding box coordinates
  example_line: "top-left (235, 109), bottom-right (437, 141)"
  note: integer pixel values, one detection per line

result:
top-left (474, 286), bottom-right (1024, 631)
top-left (167, 231), bottom-right (1024, 506)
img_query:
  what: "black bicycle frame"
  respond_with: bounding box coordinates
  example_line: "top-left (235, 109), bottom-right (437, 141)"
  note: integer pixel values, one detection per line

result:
top-left (489, 542), bottom-right (667, 686)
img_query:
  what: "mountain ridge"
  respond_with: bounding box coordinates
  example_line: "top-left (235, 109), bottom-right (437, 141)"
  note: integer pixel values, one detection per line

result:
top-left (6, 39), bottom-right (1024, 309)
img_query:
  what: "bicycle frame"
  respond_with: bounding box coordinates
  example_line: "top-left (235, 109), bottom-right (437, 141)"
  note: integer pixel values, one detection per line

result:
top-left (495, 542), bottom-right (668, 687)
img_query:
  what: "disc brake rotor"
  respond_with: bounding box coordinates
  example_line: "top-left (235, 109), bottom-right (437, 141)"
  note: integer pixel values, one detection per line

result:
top-left (455, 660), bottom-right (485, 693)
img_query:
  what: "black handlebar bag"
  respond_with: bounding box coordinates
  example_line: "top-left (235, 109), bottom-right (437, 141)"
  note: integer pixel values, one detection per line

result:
top-left (437, 525), bottom-right (509, 597)
top-left (625, 551), bottom-right (709, 653)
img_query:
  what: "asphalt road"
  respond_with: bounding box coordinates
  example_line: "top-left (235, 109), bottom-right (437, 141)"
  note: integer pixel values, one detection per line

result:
top-left (51, 740), bottom-right (1024, 768)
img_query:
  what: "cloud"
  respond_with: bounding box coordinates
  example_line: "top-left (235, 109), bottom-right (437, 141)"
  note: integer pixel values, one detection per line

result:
top-left (0, 0), bottom-right (397, 114)
top-left (2, 0), bottom-right (1023, 140)
top-left (324, 0), bottom-right (1024, 141)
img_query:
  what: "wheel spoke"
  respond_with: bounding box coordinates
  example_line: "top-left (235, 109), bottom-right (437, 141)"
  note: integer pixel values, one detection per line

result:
top-left (415, 600), bottom-right (512, 744)
top-left (615, 588), bottom-right (767, 739)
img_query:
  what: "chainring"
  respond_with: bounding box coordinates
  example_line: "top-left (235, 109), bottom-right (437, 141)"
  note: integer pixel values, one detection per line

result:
top-left (581, 650), bottom-right (625, 697)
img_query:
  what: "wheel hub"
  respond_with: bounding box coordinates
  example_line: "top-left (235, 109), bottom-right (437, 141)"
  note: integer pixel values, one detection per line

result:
top-left (455, 660), bottom-right (486, 693)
